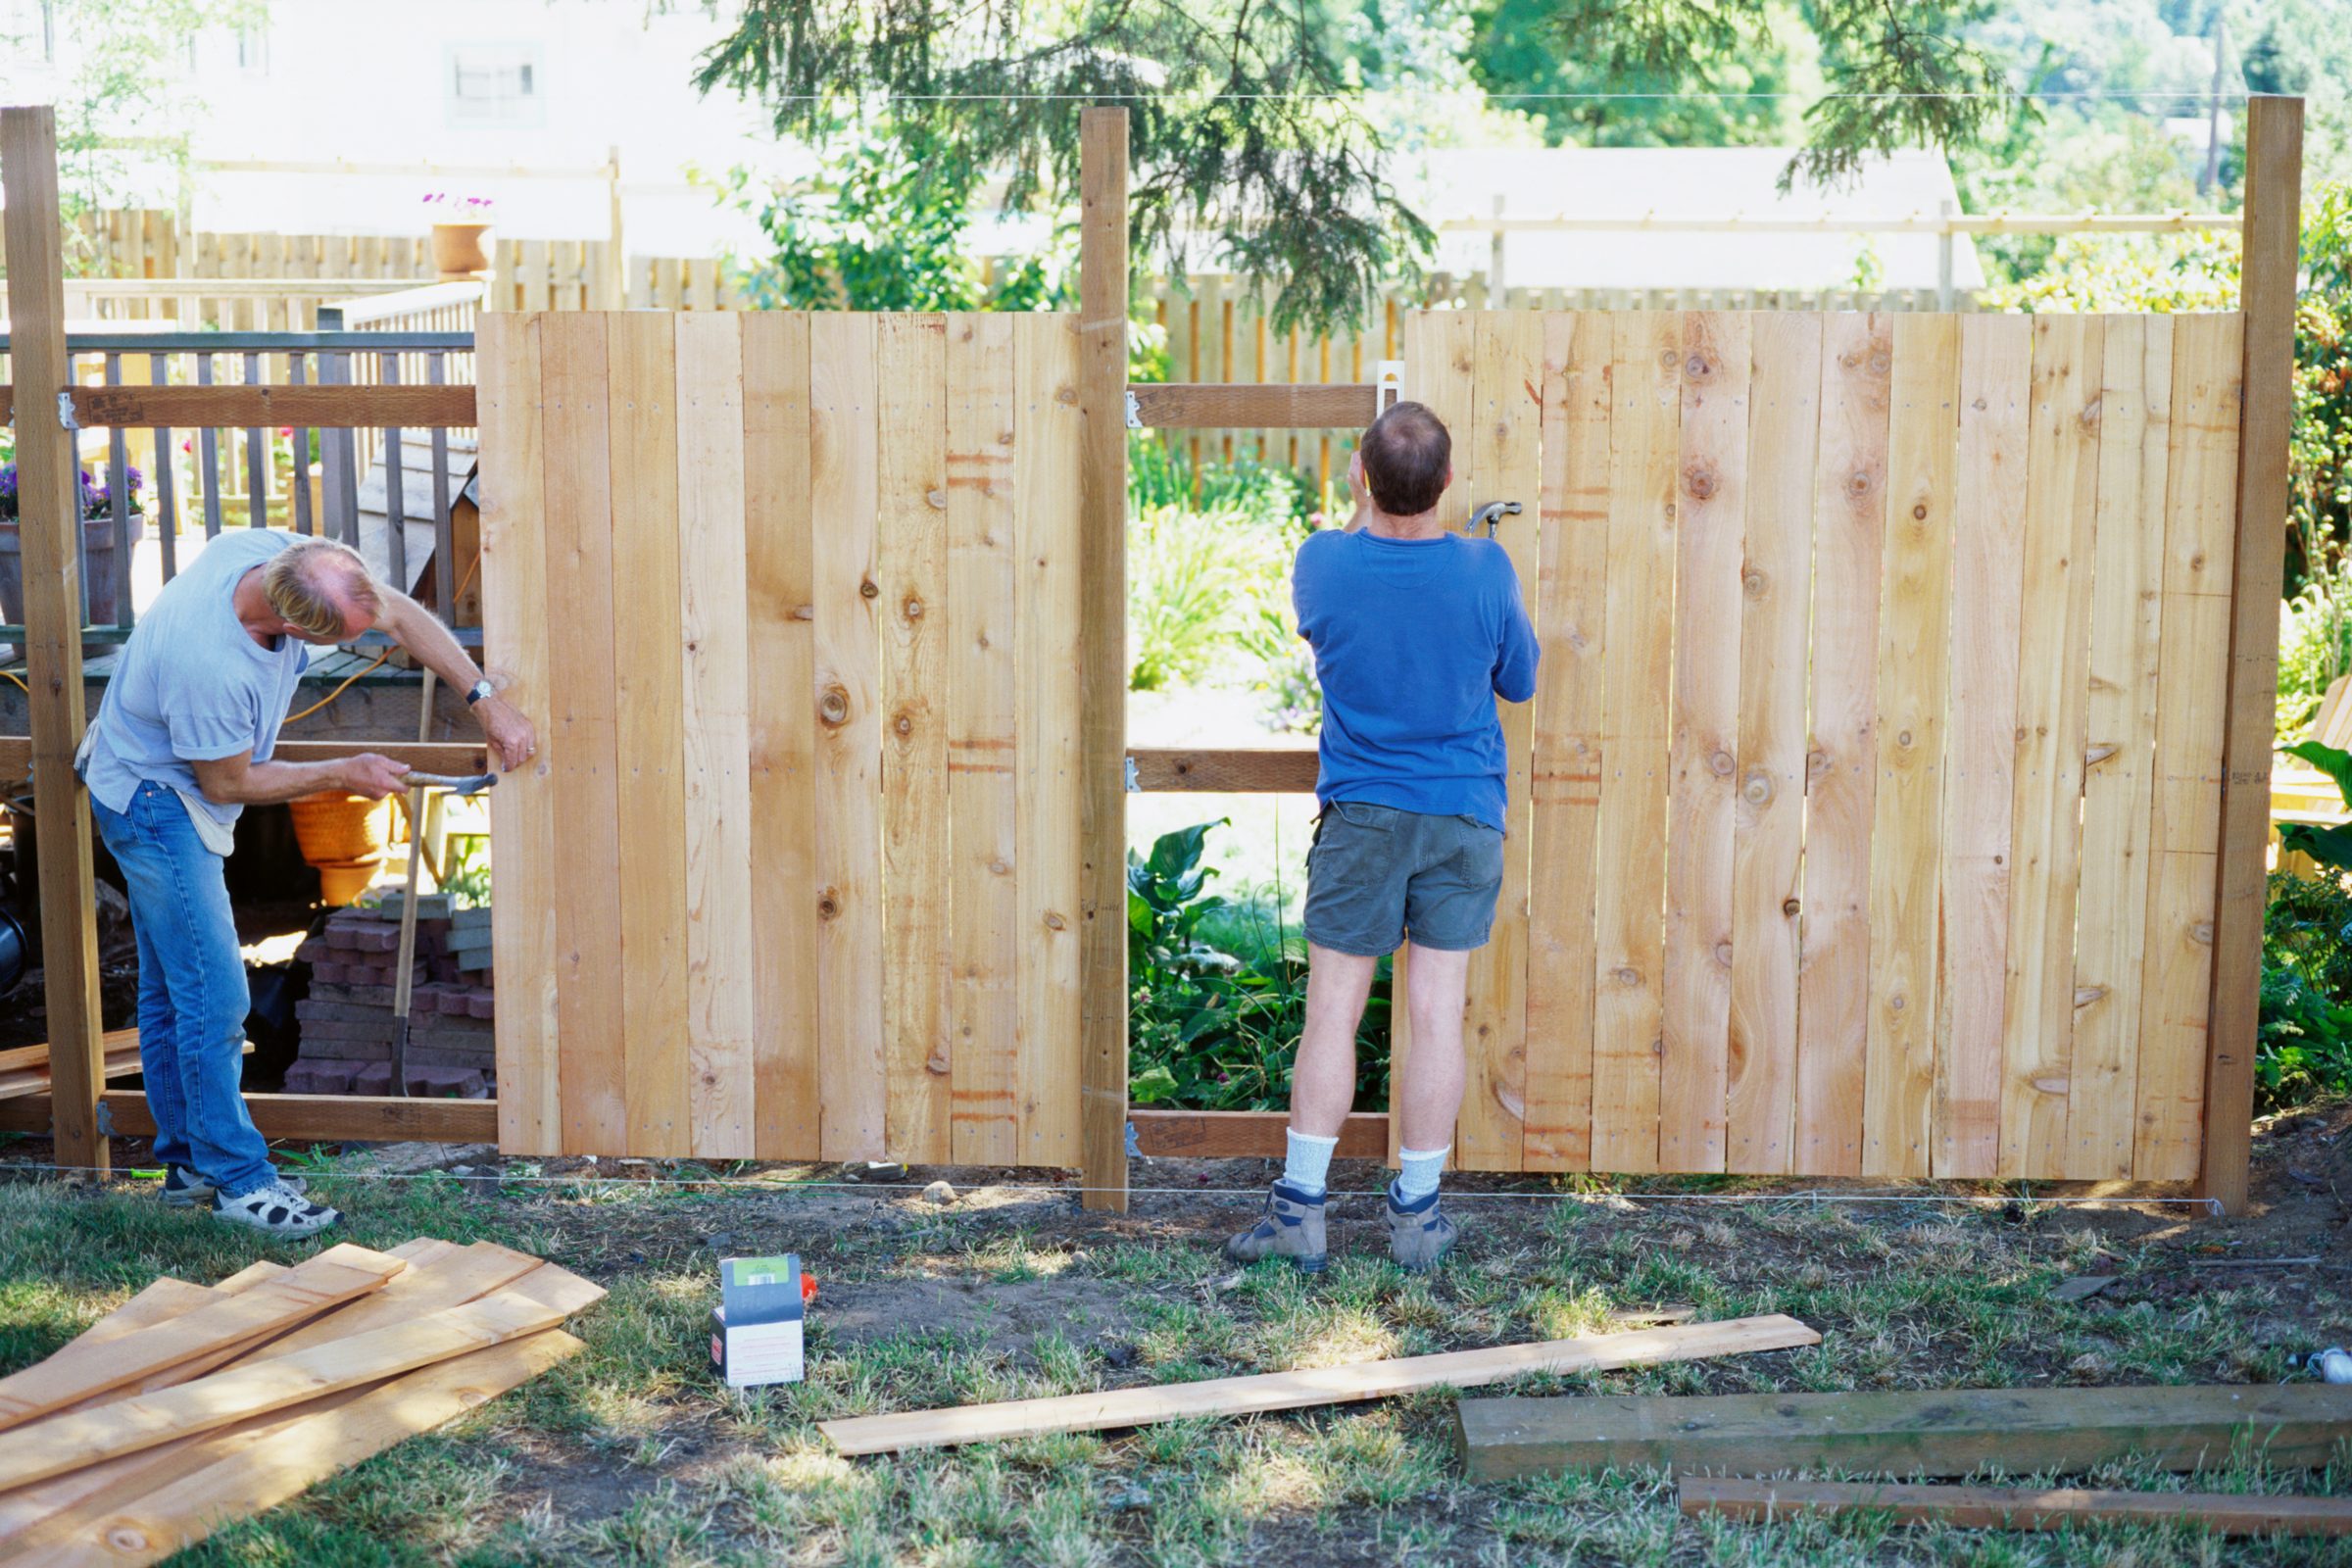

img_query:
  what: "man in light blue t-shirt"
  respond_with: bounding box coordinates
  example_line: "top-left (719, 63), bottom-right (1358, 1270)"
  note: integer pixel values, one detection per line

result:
top-left (1228, 401), bottom-right (1538, 1275)
top-left (78, 530), bottom-right (536, 1235)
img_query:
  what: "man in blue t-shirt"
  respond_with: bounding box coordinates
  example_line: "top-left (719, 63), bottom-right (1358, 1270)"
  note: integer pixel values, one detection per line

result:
top-left (1228, 401), bottom-right (1538, 1274)
top-left (76, 531), bottom-right (537, 1236)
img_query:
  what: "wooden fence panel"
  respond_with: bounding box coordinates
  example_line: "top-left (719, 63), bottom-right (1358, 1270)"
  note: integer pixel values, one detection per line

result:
top-left (481, 312), bottom-right (1082, 1160)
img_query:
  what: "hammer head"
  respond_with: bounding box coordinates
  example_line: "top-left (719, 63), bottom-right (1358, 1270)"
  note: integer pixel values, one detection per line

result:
top-left (408, 771), bottom-right (499, 796)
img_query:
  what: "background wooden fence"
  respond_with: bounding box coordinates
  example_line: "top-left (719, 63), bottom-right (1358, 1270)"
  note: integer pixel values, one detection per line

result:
top-left (475, 310), bottom-right (1086, 1163)
top-left (1396, 308), bottom-right (2241, 1180)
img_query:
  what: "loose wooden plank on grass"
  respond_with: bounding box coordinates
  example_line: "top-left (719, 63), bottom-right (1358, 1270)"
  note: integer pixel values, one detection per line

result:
top-left (946, 312), bottom-right (1022, 1166)
top-left (1934, 314), bottom-right (2033, 1178)
top-left (820, 1314), bottom-right (1820, 1456)
top-left (0, 1265), bottom-right (604, 1491)
top-left (1795, 313), bottom-right (1891, 1177)
top-left (809, 311), bottom-right (888, 1160)
top-left (1659, 311), bottom-right (1749, 1173)
top-left (1454, 1383), bottom-right (2352, 1482)
top-left (474, 313), bottom-right (561, 1154)
top-left (1861, 313), bottom-right (1959, 1179)
top-left (1678, 1476), bottom-right (2352, 1536)
top-left (1, 1331), bottom-right (586, 1568)
top-left (1727, 313), bottom-right (1821, 1174)
top-left (0, 1245), bottom-right (404, 1432)
top-left (605, 310), bottom-right (691, 1157)
top-left (1524, 311), bottom-right (1610, 1171)
top-left (1589, 312), bottom-right (1683, 1173)
top-left (742, 311), bottom-right (822, 1161)
top-left (675, 312), bottom-right (758, 1158)
top-left (878, 313), bottom-right (953, 1164)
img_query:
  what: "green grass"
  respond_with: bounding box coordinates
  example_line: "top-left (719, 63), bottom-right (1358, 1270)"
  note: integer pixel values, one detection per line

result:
top-left (1, 1164), bottom-right (2348, 1566)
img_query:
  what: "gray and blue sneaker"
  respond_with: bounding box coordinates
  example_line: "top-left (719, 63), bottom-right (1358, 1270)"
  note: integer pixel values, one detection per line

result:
top-left (1385, 1183), bottom-right (1456, 1273)
top-left (212, 1178), bottom-right (338, 1237)
top-left (1224, 1180), bottom-right (1328, 1273)
top-left (163, 1166), bottom-right (306, 1208)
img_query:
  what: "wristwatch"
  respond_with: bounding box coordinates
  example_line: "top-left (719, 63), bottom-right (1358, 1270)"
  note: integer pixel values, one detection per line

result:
top-left (464, 678), bottom-right (496, 707)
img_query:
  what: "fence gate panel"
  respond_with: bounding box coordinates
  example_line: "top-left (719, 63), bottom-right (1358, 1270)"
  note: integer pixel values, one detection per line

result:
top-left (477, 311), bottom-right (1086, 1161)
top-left (1411, 309), bottom-right (2242, 1180)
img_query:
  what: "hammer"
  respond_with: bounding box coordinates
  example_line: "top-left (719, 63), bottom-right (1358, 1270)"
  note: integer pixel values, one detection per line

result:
top-left (403, 770), bottom-right (499, 796)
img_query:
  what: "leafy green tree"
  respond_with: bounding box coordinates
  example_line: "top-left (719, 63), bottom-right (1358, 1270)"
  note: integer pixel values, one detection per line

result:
top-left (694, 0), bottom-right (2025, 332)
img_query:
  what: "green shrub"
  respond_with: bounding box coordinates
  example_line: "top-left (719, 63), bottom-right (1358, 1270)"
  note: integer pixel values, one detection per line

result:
top-left (1127, 820), bottom-right (1389, 1111)
top-left (2262, 871), bottom-right (2352, 1109)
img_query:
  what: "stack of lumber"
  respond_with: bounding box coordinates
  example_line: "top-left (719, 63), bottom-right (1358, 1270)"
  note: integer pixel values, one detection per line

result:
top-left (0, 1239), bottom-right (601, 1565)
top-left (287, 897), bottom-right (496, 1098)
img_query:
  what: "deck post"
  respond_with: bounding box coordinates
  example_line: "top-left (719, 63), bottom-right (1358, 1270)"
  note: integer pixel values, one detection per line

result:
top-left (1078, 106), bottom-right (1131, 1211)
top-left (2200, 94), bottom-right (2303, 1215)
top-left (1, 105), bottom-right (109, 1177)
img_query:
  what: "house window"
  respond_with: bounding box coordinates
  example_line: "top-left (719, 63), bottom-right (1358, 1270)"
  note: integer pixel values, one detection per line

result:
top-left (447, 42), bottom-right (543, 128)
top-left (236, 22), bottom-right (268, 74)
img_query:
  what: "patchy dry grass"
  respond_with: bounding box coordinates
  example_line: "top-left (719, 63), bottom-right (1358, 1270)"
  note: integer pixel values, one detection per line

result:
top-left (2, 1122), bottom-right (2349, 1566)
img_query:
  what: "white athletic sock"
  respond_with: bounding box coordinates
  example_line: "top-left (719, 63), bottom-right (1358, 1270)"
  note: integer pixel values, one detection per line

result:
top-left (1282, 1128), bottom-right (1340, 1198)
top-left (1395, 1146), bottom-right (1448, 1205)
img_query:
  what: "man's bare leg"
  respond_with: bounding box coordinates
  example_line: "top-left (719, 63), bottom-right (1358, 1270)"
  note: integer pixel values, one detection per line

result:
top-left (1389, 942), bottom-right (1469, 1271)
top-left (1289, 945), bottom-right (1379, 1139)
top-left (1227, 944), bottom-right (1375, 1271)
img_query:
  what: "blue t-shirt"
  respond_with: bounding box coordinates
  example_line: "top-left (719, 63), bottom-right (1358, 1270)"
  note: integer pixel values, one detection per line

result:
top-left (1293, 527), bottom-right (1540, 832)
top-left (79, 528), bottom-right (310, 831)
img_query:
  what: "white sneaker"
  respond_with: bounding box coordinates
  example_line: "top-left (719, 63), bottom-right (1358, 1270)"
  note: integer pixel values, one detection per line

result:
top-left (212, 1179), bottom-right (341, 1237)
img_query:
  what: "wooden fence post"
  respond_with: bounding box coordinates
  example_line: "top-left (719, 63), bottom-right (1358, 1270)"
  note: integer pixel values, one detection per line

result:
top-left (1, 105), bottom-right (109, 1177)
top-left (2201, 94), bottom-right (2304, 1215)
top-left (1078, 106), bottom-right (1131, 1211)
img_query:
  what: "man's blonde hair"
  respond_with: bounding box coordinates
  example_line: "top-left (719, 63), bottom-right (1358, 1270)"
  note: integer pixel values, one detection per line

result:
top-left (262, 537), bottom-right (381, 638)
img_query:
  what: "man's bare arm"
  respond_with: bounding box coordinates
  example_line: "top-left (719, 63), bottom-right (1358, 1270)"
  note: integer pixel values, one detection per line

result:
top-left (191, 749), bottom-right (410, 808)
top-left (372, 588), bottom-right (538, 770)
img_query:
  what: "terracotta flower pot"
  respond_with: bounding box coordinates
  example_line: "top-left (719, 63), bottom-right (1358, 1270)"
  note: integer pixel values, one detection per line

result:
top-left (430, 220), bottom-right (492, 277)
top-left (287, 791), bottom-right (395, 865)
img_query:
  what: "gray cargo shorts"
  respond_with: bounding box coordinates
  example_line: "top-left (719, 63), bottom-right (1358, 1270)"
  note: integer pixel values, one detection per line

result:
top-left (1303, 801), bottom-right (1506, 957)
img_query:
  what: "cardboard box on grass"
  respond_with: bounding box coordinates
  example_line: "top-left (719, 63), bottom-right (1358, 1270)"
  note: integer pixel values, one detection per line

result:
top-left (711, 1253), bottom-right (807, 1388)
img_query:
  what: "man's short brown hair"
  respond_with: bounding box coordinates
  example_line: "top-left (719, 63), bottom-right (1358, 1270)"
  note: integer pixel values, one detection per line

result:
top-left (1358, 401), bottom-right (1451, 517)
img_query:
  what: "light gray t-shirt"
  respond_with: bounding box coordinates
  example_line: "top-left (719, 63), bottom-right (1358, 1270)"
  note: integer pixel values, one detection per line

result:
top-left (79, 527), bottom-right (310, 832)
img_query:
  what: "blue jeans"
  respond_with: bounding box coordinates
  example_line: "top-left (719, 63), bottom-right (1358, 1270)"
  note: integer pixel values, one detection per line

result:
top-left (91, 780), bottom-right (272, 1198)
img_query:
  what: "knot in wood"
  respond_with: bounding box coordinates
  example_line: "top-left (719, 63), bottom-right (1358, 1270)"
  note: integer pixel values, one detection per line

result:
top-left (2190, 921), bottom-right (2215, 946)
top-left (1897, 729), bottom-right (1913, 748)
top-left (1684, 352), bottom-right (1715, 381)
top-left (791, 604), bottom-right (815, 621)
top-left (926, 488), bottom-right (949, 511)
top-left (1912, 503), bottom-right (1928, 520)
top-left (1613, 965), bottom-right (1641, 987)
top-left (1782, 897), bottom-right (1802, 916)
top-left (988, 858), bottom-right (1010, 876)
top-left (893, 710), bottom-right (913, 738)
top-left (1656, 347), bottom-right (1680, 369)
top-left (817, 891), bottom-right (841, 920)
top-left (1043, 910), bottom-right (1067, 932)
top-left (859, 578), bottom-right (880, 600)
top-left (1844, 468), bottom-right (1872, 499)
top-left (1806, 749), bottom-right (1830, 780)
top-left (1741, 567), bottom-right (1768, 600)
top-left (1868, 350), bottom-right (1890, 376)
top-left (1742, 768), bottom-right (1774, 807)
top-left (818, 686), bottom-right (851, 726)
top-left (903, 595), bottom-right (924, 620)
top-left (1709, 750), bottom-right (1734, 777)
top-left (1056, 385), bottom-right (1078, 406)
top-left (1684, 463), bottom-right (1718, 502)
top-left (1890, 994), bottom-right (1906, 1011)
top-left (1713, 942), bottom-right (1733, 966)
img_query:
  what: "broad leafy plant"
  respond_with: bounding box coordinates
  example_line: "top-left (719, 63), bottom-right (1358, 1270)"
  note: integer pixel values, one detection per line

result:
top-left (1127, 820), bottom-right (1388, 1111)
top-left (2265, 740), bottom-right (2352, 1106)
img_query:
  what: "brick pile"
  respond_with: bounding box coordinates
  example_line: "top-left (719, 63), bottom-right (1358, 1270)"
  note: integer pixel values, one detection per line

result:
top-left (285, 896), bottom-right (496, 1098)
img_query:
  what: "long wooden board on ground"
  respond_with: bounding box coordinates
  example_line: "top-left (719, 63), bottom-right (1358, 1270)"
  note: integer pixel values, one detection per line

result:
top-left (1455, 1383), bottom-right (2352, 1482)
top-left (819, 1313), bottom-right (1820, 1456)
top-left (1678, 1476), bottom-right (2352, 1536)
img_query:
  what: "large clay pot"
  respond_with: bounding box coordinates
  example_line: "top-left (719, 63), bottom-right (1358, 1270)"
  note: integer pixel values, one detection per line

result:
top-left (287, 792), bottom-right (394, 905)
top-left (430, 220), bottom-right (492, 277)
top-left (0, 514), bottom-right (147, 631)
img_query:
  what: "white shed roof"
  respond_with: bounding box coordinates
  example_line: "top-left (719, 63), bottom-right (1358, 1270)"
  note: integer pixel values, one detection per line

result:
top-left (1404, 146), bottom-right (1984, 292)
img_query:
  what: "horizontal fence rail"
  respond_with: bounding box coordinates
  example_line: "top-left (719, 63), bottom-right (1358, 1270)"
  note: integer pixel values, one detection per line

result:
top-left (0, 330), bottom-right (479, 641)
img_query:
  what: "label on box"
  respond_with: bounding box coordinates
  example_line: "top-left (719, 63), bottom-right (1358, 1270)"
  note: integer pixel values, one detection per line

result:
top-left (711, 1253), bottom-right (806, 1388)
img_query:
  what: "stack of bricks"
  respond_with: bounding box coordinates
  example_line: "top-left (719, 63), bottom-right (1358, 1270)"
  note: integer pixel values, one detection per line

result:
top-left (285, 895), bottom-right (497, 1098)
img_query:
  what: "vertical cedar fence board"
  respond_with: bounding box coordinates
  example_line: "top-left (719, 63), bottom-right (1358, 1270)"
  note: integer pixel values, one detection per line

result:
top-left (476, 312), bottom-right (1084, 1161)
top-left (1398, 308), bottom-right (2241, 1180)
top-left (468, 310), bottom-right (2246, 1184)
